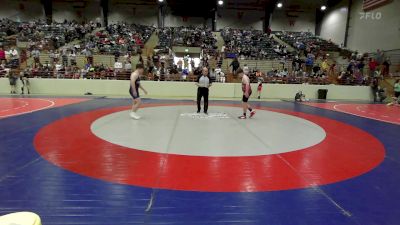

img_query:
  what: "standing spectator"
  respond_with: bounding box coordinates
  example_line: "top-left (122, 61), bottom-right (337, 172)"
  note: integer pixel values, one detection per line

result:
top-left (69, 50), bottom-right (77, 66)
top-left (177, 58), bottom-right (183, 71)
top-left (368, 58), bottom-right (378, 77)
top-left (357, 59), bottom-right (365, 76)
top-left (53, 50), bottom-right (60, 64)
top-left (138, 54), bottom-right (144, 65)
top-left (375, 49), bottom-right (384, 65)
top-left (114, 50), bottom-right (120, 63)
top-left (10, 48), bottom-right (19, 67)
top-left (124, 60), bottom-right (132, 73)
top-left (320, 59), bottom-right (329, 74)
top-left (382, 57), bottom-right (391, 76)
top-left (8, 69), bottom-right (18, 94)
top-left (62, 50), bottom-right (68, 67)
top-left (183, 55), bottom-right (189, 69)
top-left (82, 48), bottom-right (93, 64)
top-left (147, 56), bottom-right (154, 75)
top-left (394, 79), bottom-right (400, 99)
top-left (0, 47), bottom-right (6, 64)
top-left (221, 45), bottom-right (226, 58)
top-left (49, 50), bottom-right (55, 65)
top-left (190, 58), bottom-right (195, 71)
top-left (305, 55), bottom-right (314, 75)
top-left (371, 77), bottom-right (379, 102)
top-left (114, 60), bottom-right (123, 74)
top-left (31, 49), bottom-right (40, 66)
top-left (20, 69), bottom-right (30, 94)
top-left (230, 57), bottom-right (240, 75)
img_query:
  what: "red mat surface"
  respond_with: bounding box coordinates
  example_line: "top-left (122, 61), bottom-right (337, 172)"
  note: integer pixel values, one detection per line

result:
top-left (304, 102), bottom-right (400, 125)
top-left (0, 98), bottom-right (89, 118)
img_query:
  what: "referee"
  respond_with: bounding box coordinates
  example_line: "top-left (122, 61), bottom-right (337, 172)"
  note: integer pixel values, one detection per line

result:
top-left (196, 67), bottom-right (212, 114)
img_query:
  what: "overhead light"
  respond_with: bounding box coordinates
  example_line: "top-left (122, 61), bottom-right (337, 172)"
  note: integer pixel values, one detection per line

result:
top-left (277, 2), bottom-right (283, 8)
top-left (158, 0), bottom-right (164, 3)
top-left (218, 0), bottom-right (224, 6)
top-left (321, 5), bottom-right (327, 11)
top-left (185, 49), bottom-right (189, 52)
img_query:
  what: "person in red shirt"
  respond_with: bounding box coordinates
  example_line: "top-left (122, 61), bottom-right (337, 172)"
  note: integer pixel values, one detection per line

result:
top-left (0, 47), bottom-right (6, 64)
top-left (369, 58), bottom-right (378, 77)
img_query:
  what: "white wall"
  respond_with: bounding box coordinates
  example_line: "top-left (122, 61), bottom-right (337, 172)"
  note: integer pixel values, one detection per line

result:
top-left (346, 0), bottom-right (400, 52)
top-left (164, 14), bottom-right (209, 27)
top-left (217, 9), bottom-right (264, 30)
top-left (52, 2), bottom-right (102, 23)
top-left (0, 78), bottom-right (373, 101)
top-left (108, 5), bottom-right (158, 26)
top-left (0, 0), bottom-right (44, 22)
top-left (271, 6), bottom-right (316, 33)
top-left (320, 0), bottom-right (349, 46)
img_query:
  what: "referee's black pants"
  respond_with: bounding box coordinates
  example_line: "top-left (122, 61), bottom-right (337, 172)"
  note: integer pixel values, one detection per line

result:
top-left (197, 87), bottom-right (209, 113)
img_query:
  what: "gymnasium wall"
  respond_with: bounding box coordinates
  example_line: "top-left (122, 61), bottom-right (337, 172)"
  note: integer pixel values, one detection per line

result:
top-left (319, 0), bottom-right (349, 46)
top-left (346, 0), bottom-right (400, 53)
top-left (270, 5), bottom-right (316, 34)
top-left (0, 0), bottom-right (44, 22)
top-left (52, 2), bottom-right (103, 23)
top-left (217, 9), bottom-right (264, 30)
top-left (164, 14), bottom-right (211, 28)
top-left (0, 78), bottom-right (373, 101)
top-left (320, 0), bottom-right (400, 53)
top-left (108, 5), bottom-right (157, 26)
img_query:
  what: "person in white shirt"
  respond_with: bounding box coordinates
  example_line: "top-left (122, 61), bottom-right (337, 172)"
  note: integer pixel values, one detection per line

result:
top-left (195, 67), bottom-right (212, 114)
top-left (215, 67), bottom-right (225, 83)
top-left (124, 61), bottom-right (132, 72)
top-left (11, 49), bottom-right (19, 60)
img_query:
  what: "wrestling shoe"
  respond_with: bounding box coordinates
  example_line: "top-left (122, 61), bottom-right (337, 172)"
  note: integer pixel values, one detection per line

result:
top-left (130, 112), bottom-right (141, 120)
top-left (249, 111), bottom-right (256, 118)
top-left (238, 115), bottom-right (247, 119)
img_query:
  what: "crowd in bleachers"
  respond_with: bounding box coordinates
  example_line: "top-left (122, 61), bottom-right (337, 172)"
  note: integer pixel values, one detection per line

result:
top-left (19, 20), bottom-right (97, 51)
top-left (0, 19), bottom-right (19, 36)
top-left (274, 31), bottom-right (340, 57)
top-left (156, 26), bottom-right (217, 54)
top-left (83, 23), bottom-right (155, 55)
top-left (2, 17), bottom-right (398, 92)
top-left (221, 28), bottom-right (285, 60)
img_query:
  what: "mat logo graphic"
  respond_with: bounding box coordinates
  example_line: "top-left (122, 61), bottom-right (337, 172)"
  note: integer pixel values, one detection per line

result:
top-left (359, 12), bottom-right (382, 20)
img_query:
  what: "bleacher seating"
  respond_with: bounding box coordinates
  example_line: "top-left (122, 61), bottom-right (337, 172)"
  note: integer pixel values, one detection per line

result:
top-left (156, 26), bottom-right (217, 55)
top-left (17, 20), bottom-right (96, 51)
top-left (274, 31), bottom-right (341, 54)
top-left (85, 23), bottom-right (155, 55)
top-left (221, 28), bottom-right (283, 60)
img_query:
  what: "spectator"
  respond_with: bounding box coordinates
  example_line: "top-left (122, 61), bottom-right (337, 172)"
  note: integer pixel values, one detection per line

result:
top-left (20, 68), bottom-right (30, 94)
top-left (382, 57), bottom-right (391, 76)
top-left (305, 55), bottom-right (314, 75)
top-left (368, 58), bottom-right (378, 77)
top-left (8, 69), bottom-right (18, 94)
top-left (114, 60), bottom-right (123, 73)
top-left (69, 50), bottom-right (77, 66)
top-left (31, 49), bottom-right (40, 66)
top-left (0, 47), bottom-right (6, 64)
top-left (62, 50), bottom-right (68, 67)
top-left (394, 79), bottom-right (400, 99)
top-left (82, 48), bottom-right (93, 64)
top-left (124, 60), bottom-right (132, 72)
top-left (230, 57), bottom-right (240, 75)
